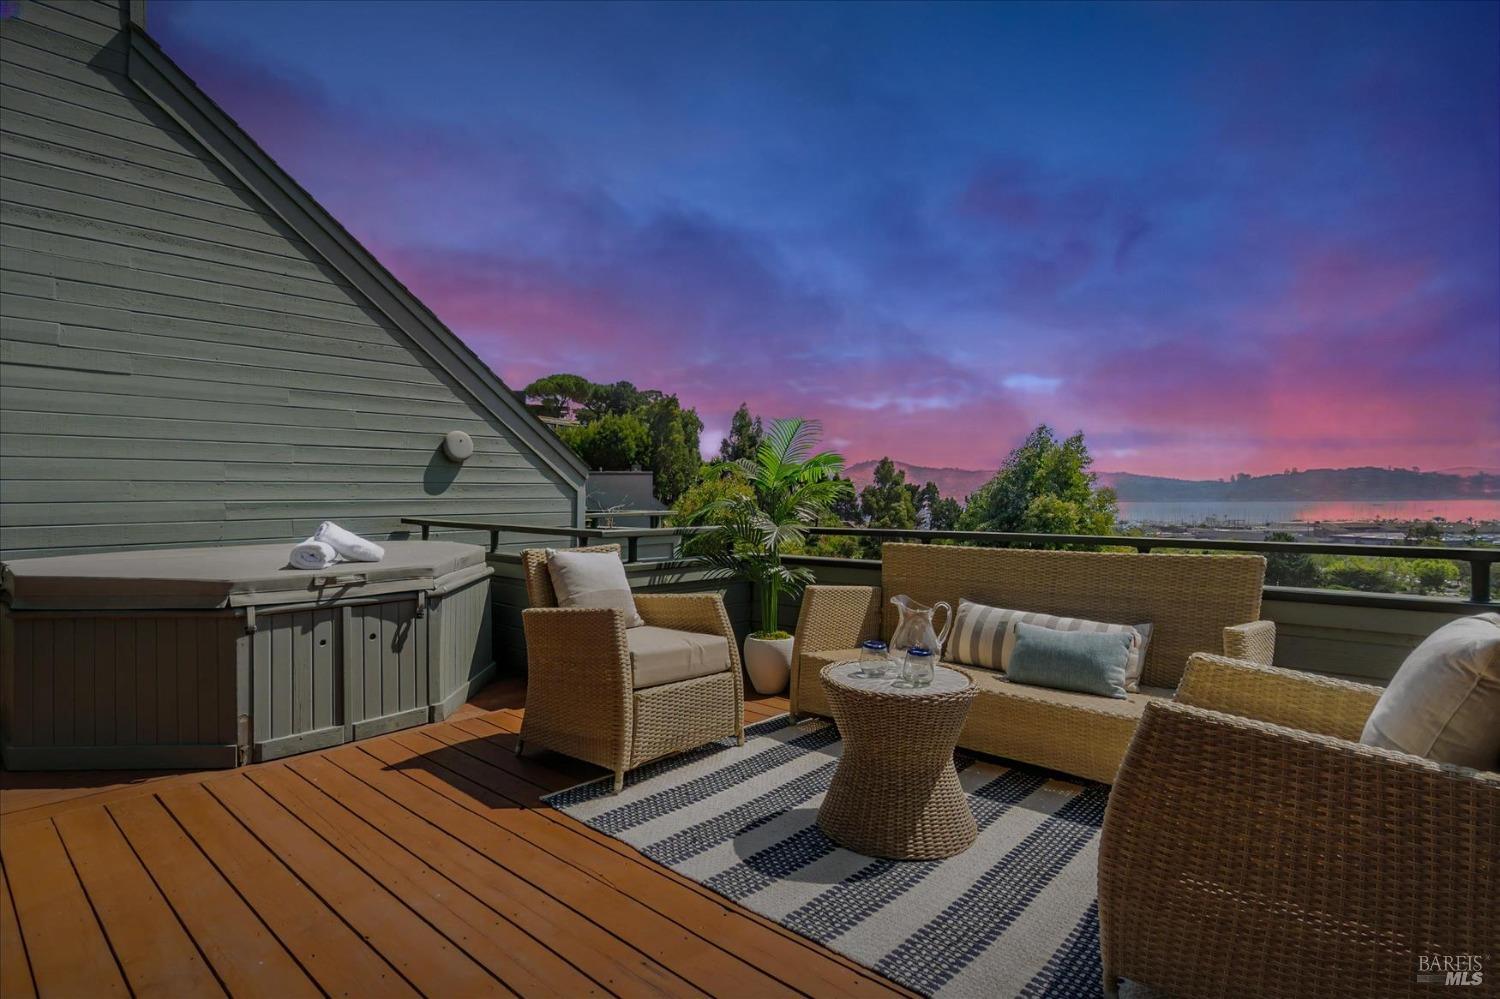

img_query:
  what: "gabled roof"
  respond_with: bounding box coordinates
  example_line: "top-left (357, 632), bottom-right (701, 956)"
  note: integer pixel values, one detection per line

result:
top-left (119, 3), bottom-right (590, 489)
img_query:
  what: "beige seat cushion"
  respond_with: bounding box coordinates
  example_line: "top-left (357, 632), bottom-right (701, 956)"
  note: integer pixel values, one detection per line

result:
top-left (1361, 612), bottom-right (1500, 769)
top-left (545, 549), bottom-right (644, 627)
top-left (628, 626), bottom-right (731, 689)
top-left (961, 663), bottom-right (1173, 718)
top-left (795, 649), bottom-right (1172, 782)
top-left (798, 648), bottom-right (1169, 721)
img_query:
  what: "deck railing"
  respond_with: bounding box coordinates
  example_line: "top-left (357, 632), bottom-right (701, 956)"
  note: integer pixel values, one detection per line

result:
top-left (401, 517), bottom-right (1498, 608)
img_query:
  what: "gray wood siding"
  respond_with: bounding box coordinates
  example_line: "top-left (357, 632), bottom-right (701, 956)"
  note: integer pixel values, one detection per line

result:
top-left (1, 0), bottom-right (579, 560)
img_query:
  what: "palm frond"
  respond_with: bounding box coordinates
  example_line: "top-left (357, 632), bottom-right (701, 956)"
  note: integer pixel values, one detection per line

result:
top-left (684, 416), bottom-right (846, 592)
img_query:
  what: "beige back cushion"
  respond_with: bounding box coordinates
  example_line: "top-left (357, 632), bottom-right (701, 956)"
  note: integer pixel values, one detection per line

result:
top-left (881, 543), bottom-right (1264, 689)
top-left (1361, 613), bottom-right (1500, 770)
top-left (541, 548), bottom-right (645, 627)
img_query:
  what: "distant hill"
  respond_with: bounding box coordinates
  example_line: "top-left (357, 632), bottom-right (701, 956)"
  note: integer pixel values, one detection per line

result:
top-left (846, 461), bottom-right (1500, 503)
top-left (1099, 467), bottom-right (1500, 501)
top-left (846, 460), bottom-right (994, 500)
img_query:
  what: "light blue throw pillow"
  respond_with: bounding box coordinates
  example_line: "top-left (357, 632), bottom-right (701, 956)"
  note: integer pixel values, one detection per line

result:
top-left (1007, 622), bottom-right (1133, 699)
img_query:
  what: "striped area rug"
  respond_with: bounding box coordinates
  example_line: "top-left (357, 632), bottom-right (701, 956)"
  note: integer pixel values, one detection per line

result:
top-left (546, 715), bottom-right (1109, 998)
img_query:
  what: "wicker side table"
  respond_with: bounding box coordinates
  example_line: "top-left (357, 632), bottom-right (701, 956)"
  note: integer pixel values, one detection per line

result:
top-left (817, 661), bottom-right (978, 859)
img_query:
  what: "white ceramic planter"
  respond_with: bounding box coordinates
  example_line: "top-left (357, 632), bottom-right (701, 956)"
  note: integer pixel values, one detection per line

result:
top-left (743, 635), bottom-right (794, 695)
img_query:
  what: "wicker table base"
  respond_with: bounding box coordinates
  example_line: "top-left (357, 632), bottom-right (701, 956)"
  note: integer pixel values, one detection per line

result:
top-left (817, 661), bottom-right (978, 859)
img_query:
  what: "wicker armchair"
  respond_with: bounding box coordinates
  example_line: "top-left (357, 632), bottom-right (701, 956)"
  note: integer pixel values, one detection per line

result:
top-left (517, 545), bottom-right (744, 793)
top-left (1099, 653), bottom-right (1499, 999)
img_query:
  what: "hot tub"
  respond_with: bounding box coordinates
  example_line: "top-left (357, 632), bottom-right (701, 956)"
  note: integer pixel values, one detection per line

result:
top-left (0, 540), bottom-right (494, 770)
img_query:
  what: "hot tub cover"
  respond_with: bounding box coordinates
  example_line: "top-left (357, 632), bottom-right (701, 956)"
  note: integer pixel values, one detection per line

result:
top-left (2, 541), bottom-right (488, 610)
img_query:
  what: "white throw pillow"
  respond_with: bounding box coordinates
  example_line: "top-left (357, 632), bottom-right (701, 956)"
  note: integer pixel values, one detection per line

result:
top-left (544, 549), bottom-right (644, 627)
top-left (1361, 612), bottom-right (1500, 770)
top-left (949, 598), bottom-right (1153, 692)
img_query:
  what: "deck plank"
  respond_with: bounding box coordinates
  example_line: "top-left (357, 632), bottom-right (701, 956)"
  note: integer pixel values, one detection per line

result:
top-left (369, 729), bottom-right (806, 999)
top-left (0, 678), bottom-right (907, 999)
top-left (204, 774), bottom-right (505, 997)
top-left (53, 806), bottom-right (224, 997)
top-left (0, 819), bottom-right (129, 997)
top-left (157, 782), bottom-right (416, 998)
top-left (329, 742), bottom-right (713, 998)
top-left (0, 863), bottom-right (38, 999)
top-left (0, 767), bottom-right (224, 827)
top-left (107, 794), bottom-right (319, 998)
top-left (287, 752), bottom-right (669, 997)
top-left (443, 715), bottom-right (913, 999)
top-left (247, 762), bottom-right (604, 998)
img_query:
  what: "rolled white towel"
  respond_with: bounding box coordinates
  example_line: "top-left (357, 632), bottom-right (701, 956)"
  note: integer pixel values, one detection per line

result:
top-left (290, 538), bottom-right (338, 570)
top-left (314, 521), bottom-right (385, 562)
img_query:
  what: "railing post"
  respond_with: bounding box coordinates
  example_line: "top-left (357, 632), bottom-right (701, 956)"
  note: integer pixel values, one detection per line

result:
top-left (1472, 559), bottom-right (1492, 604)
top-left (488, 530), bottom-right (499, 553)
top-left (627, 536), bottom-right (639, 564)
top-left (420, 524), bottom-right (430, 540)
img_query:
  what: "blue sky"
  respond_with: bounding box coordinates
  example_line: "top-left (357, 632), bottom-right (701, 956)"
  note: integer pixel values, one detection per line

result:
top-left (153, 0), bottom-right (1500, 474)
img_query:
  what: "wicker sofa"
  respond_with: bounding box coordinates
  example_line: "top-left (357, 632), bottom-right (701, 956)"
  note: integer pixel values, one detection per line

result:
top-left (518, 545), bottom-right (744, 792)
top-left (1100, 653), bottom-right (1499, 999)
top-left (790, 543), bottom-right (1274, 782)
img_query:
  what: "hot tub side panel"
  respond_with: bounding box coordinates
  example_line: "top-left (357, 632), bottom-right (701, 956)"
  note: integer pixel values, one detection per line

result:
top-left (429, 575), bottom-right (496, 721)
top-left (0, 607), bottom-right (243, 770)
top-left (2, 576), bottom-right (495, 769)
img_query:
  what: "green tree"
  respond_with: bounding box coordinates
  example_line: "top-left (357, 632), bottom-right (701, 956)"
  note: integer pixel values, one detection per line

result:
top-left (828, 473), bottom-right (862, 524)
top-left (915, 482), bottom-right (940, 514)
top-left (929, 496), bottom-right (963, 531)
top-left (958, 425), bottom-right (1117, 537)
top-left (910, 480), bottom-right (962, 531)
top-left (557, 411), bottom-right (649, 470)
top-left (638, 395), bottom-right (703, 505)
top-left (860, 457), bottom-right (917, 529)
top-left (1321, 556), bottom-right (1399, 593)
top-left (1262, 531), bottom-right (1323, 588)
top-left (1403, 521), bottom-right (1444, 544)
top-left (522, 373), bottom-right (594, 418)
top-left (1408, 558), bottom-right (1459, 595)
top-left (527, 372), bottom-right (706, 503)
top-left (681, 419), bottom-right (851, 637)
top-left (585, 380), bottom-right (657, 419)
top-left (669, 464), bottom-right (754, 524)
top-left (717, 403), bottom-right (764, 463)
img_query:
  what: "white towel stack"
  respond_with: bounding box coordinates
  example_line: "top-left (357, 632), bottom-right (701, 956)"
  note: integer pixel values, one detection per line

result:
top-left (290, 538), bottom-right (338, 570)
top-left (288, 522), bottom-right (385, 570)
top-left (315, 521), bottom-right (386, 562)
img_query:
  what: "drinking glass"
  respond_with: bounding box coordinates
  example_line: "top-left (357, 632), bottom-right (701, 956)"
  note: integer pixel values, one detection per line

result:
top-left (901, 645), bottom-right (935, 687)
top-left (857, 639), bottom-right (891, 678)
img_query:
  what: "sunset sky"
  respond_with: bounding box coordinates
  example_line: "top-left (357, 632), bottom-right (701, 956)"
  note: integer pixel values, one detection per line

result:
top-left (152, 1), bottom-right (1499, 478)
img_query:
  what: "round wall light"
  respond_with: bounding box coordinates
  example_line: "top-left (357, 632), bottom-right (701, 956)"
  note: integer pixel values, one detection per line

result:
top-left (442, 430), bottom-right (474, 463)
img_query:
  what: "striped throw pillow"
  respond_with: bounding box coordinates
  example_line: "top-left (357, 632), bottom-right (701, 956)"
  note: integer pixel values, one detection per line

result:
top-left (949, 598), bottom-right (1154, 692)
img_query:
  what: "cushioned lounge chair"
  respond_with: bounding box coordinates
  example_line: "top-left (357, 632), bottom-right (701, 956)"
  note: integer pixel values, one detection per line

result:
top-left (1099, 653), bottom-right (1498, 998)
top-left (518, 545), bottom-right (744, 792)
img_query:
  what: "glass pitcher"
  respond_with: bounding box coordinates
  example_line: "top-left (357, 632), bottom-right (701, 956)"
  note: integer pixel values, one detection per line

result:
top-left (889, 594), bottom-right (952, 661)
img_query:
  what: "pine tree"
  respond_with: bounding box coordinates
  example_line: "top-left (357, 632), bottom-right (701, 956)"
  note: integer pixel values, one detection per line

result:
top-left (717, 403), bottom-right (764, 462)
top-left (860, 457), bottom-right (917, 528)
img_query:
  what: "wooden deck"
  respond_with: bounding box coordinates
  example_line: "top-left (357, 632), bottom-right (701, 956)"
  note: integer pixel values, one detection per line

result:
top-left (0, 680), bottom-right (913, 998)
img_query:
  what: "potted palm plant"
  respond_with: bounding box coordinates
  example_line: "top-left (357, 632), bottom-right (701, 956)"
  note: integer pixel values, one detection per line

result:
top-left (680, 418), bottom-right (851, 694)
